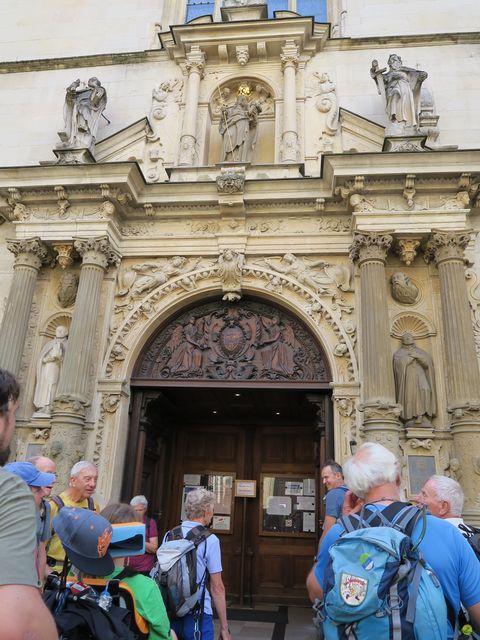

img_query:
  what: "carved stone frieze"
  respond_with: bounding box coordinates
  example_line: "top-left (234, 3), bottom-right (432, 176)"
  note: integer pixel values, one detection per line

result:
top-left (424, 230), bottom-right (472, 265)
top-left (349, 231), bottom-right (393, 264)
top-left (32, 428), bottom-right (50, 441)
top-left (395, 239), bottom-right (420, 266)
top-left (136, 300), bottom-right (328, 382)
top-left (151, 78), bottom-right (183, 120)
top-left (410, 438), bottom-right (433, 450)
top-left (390, 313), bottom-right (435, 340)
top-left (52, 393), bottom-right (90, 417)
top-left (105, 342), bottom-right (128, 377)
top-left (317, 217), bottom-right (351, 232)
top-left (74, 236), bottom-right (121, 269)
top-left (439, 191), bottom-right (471, 210)
top-left (350, 194), bottom-right (376, 212)
top-left (359, 401), bottom-right (402, 422)
top-left (93, 392), bottom-right (121, 464)
top-left (236, 45), bottom-right (249, 66)
top-left (311, 72), bottom-right (339, 135)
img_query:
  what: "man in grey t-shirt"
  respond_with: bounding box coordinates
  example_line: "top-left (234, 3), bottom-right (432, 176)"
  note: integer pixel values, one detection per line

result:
top-left (0, 368), bottom-right (57, 640)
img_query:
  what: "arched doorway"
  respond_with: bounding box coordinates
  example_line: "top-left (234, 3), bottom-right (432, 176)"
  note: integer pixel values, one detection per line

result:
top-left (122, 297), bottom-right (332, 604)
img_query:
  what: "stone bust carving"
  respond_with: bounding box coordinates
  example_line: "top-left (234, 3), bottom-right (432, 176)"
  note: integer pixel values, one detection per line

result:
top-left (393, 332), bottom-right (436, 428)
top-left (33, 326), bottom-right (69, 416)
top-left (391, 272), bottom-right (420, 304)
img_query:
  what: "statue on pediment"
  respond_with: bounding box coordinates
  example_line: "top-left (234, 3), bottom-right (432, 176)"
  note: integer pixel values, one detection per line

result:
top-left (370, 54), bottom-right (427, 135)
top-left (58, 77), bottom-right (108, 150)
top-left (33, 326), bottom-right (68, 416)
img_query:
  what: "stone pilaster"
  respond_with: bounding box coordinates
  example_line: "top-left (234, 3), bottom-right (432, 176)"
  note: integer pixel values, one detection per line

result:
top-left (49, 236), bottom-right (121, 481)
top-left (425, 229), bottom-right (480, 515)
top-left (280, 40), bottom-right (299, 163)
top-left (178, 46), bottom-right (205, 166)
top-left (0, 237), bottom-right (51, 374)
top-left (349, 231), bottom-right (402, 454)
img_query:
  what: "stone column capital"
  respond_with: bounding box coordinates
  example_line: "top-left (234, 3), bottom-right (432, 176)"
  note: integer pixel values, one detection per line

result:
top-left (6, 237), bottom-right (51, 270)
top-left (280, 40), bottom-right (299, 71)
top-left (424, 229), bottom-right (473, 265)
top-left (74, 236), bottom-right (121, 270)
top-left (349, 230), bottom-right (393, 265)
top-left (185, 46), bottom-right (205, 78)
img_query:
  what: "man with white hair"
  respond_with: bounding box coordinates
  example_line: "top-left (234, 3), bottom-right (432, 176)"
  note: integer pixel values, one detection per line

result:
top-left (46, 460), bottom-right (99, 572)
top-left (307, 442), bottom-right (480, 639)
top-left (416, 474), bottom-right (465, 526)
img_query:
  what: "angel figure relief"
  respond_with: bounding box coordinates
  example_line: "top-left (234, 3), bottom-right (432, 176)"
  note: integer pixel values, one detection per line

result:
top-left (258, 315), bottom-right (298, 378)
top-left (263, 253), bottom-right (352, 295)
top-left (163, 316), bottom-right (206, 376)
top-left (218, 249), bottom-right (245, 302)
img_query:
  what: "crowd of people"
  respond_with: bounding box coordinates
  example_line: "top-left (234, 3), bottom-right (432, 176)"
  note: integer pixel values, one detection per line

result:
top-left (2, 362), bottom-right (480, 640)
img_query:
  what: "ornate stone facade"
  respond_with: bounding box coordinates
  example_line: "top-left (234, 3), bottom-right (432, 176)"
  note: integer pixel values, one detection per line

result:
top-left (1, 1), bottom-right (480, 523)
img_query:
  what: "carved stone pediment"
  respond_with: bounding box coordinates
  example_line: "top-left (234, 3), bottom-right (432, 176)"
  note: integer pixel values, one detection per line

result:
top-left (135, 300), bottom-right (329, 382)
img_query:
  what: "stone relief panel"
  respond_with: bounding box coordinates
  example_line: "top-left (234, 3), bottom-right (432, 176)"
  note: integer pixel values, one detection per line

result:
top-left (135, 300), bottom-right (328, 382)
top-left (390, 272), bottom-right (420, 305)
top-left (105, 255), bottom-right (358, 384)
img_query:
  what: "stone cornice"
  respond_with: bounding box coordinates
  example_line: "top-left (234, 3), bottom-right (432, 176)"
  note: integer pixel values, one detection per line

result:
top-left (0, 50), bottom-right (166, 75)
top-left (1, 31), bottom-right (478, 75)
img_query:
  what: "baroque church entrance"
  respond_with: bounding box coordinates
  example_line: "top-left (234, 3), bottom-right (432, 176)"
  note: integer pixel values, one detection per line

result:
top-left (122, 298), bottom-right (332, 604)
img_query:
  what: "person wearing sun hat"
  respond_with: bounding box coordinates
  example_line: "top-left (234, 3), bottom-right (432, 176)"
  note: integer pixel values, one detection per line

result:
top-left (52, 506), bottom-right (114, 576)
top-left (5, 460), bottom-right (56, 581)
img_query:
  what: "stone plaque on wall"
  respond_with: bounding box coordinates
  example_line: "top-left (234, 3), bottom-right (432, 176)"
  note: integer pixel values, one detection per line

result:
top-left (407, 455), bottom-right (436, 495)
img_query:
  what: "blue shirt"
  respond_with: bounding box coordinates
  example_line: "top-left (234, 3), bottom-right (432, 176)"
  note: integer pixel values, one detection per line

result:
top-left (315, 504), bottom-right (480, 639)
top-left (324, 485), bottom-right (348, 519)
top-left (163, 521), bottom-right (222, 616)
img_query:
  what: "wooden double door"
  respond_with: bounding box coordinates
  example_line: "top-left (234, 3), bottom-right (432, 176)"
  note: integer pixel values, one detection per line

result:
top-left (163, 420), bottom-right (319, 604)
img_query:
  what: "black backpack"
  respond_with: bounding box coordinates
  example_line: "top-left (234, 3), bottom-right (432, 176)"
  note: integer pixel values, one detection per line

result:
top-left (458, 523), bottom-right (480, 561)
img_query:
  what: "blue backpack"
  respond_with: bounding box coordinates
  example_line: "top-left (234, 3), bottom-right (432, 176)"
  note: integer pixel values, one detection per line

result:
top-left (319, 503), bottom-right (448, 639)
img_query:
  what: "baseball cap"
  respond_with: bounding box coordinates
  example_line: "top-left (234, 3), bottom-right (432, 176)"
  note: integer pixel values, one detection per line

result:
top-left (53, 507), bottom-right (114, 576)
top-left (4, 461), bottom-right (56, 487)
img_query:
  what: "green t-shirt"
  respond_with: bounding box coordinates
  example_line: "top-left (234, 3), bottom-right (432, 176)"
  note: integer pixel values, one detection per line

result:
top-left (106, 567), bottom-right (172, 640)
top-left (0, 467), bottom-right (40, 588)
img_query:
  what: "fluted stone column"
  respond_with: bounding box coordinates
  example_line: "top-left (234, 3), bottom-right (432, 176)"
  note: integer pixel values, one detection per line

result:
top-left (425, 230), bottom-right (480, 515)
top-left (49, 236), bottom-right (121, 484)
top-left (280, 40), bottom-right (299, 163)
top-left (178, 46), bottom-right (205, 166)
top-left (0, 238), bottom-right (50, 374)
top-left (349, 231), bottom-right (402, 453)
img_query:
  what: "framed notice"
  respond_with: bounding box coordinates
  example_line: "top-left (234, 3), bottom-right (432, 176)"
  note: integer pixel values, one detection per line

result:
top-left (235, 479), bottom-right (257, 498)
top-left (260, 474), bottom-right (316, 537)
top-left (182, 471), bottom-right (235, 533)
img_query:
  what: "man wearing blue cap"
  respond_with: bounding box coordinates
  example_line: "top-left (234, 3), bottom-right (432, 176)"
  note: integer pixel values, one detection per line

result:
top-left (0, 368), bottom-right (57, 640)
top-left (4, 460), bottom-right (56, 582)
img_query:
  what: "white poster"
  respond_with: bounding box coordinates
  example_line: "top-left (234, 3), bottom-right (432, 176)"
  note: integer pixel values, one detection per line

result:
top-left (303, 511), bottom-right (315, 532)
top-left (297, 496), bottom-right (315, 511)
top-left (267, 496), bottom-right (292, 516)
top-left (285, 481), bottom-right (303, 496)
top-left (212, 515), bottom-right (230, 531)
top-left (303, 479), bottom-right (316, 496)
top-left (183, 474), bottom-right (201, 486)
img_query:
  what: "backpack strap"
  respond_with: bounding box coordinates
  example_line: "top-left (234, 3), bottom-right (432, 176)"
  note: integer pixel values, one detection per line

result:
top-left (185, 524), bottom-right (212, 547)
top-left (166, 525), bottom-right (184, 541)
top-left (339, 502), bottom-right (422, 536)
top-left (87, 496), bottom-right (95, 511)
top-left (51, 495), bottom-right (65, 510)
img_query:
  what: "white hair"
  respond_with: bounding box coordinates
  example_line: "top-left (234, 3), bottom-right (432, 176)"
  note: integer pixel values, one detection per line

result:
top-left (184, 487), bottom-right (214, 520)
top-left (429, 475), bottom-right (464, 517)
top-left (70, 460), bottom-right (97, 477)
top-left (130, 495), bottom-right (148, 508)
top-left (344, 442), bottom-right (398, 499)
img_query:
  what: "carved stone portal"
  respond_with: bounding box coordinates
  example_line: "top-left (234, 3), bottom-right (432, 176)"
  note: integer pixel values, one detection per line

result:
top-left (136, 300), bottom-right (329, 382)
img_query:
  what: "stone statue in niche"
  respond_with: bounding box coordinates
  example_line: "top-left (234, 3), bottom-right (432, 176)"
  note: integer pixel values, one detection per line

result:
top-left (393, 332), bottom-right (436, 428)
top-left (390, 272), bottom-right (420, 305)
top-left (370, 54), bottom-right (427, 135)
top-left (57, 77), bottom-right (108, 150)
top-left (218, 249), bottom-right (244, 302)
top-left (33, 326), bottom-right (69, 416)
top-left (219, 95), bottom-right (262, 162)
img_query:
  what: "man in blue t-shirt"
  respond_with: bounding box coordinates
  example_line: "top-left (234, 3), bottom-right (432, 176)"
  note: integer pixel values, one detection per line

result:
top-left (318, 460), bottom-right (348, 549)
top-left (307, 442), bottom-right (480, 640)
